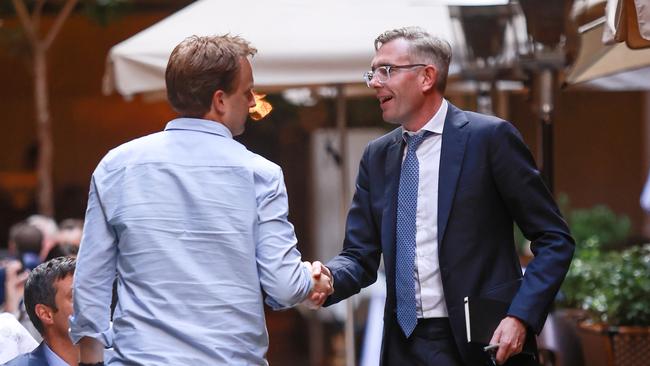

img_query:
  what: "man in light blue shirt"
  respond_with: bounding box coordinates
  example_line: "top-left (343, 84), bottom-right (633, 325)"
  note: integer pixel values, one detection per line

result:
top-left (70, 35), bottom-right (332, 365)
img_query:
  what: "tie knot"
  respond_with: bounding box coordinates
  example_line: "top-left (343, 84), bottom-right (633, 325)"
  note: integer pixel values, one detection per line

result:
top-left (404, 131), bottom-right (429, 152)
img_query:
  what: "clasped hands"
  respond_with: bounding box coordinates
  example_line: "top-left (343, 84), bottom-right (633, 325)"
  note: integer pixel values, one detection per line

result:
top-left (302, 261), bottom-right (333, 310)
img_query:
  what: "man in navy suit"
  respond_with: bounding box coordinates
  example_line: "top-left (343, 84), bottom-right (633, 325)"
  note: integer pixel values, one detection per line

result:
top-left (313, 27), bottom-right (574, 365)
top-left (3, 257), bottom-right (78, 366)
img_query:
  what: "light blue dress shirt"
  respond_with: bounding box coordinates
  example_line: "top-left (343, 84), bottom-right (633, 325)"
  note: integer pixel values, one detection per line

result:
top-left (43, 342), bottom-right (69, 366)
top-left (70, 118), bottom-right (313, 365)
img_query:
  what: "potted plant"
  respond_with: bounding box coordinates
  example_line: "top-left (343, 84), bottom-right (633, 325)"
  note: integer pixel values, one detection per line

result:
top-left (558, 205), bottom-right (650, 366)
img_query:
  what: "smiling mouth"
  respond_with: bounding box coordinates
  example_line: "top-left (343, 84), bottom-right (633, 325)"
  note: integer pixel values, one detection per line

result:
top-left (378, 96), bottom-right (393, 105)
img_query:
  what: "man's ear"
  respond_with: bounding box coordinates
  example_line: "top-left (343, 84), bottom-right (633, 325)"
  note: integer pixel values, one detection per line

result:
top-left (421, 65), bottom-right (438, 93)
top-left (211, 90), bottom-right (227, 116)
top-left (35, 304), bottom-right (54, 327)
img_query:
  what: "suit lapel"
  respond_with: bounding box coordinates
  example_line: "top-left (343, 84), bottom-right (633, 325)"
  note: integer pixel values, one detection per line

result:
top-left (382, 131), bottom-right (404, 287)
top-left (437, 104), bottom-right (469, 247)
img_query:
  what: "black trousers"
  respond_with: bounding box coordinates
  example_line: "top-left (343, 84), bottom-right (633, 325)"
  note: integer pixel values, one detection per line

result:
top-left (383, 317), bottom-right (464, 366)
top-left (382, 316), bottom-right (539, 366)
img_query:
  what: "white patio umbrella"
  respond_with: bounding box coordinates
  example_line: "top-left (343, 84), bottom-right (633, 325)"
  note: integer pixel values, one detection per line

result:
top-left (103, 0), bottom-right (464, 96)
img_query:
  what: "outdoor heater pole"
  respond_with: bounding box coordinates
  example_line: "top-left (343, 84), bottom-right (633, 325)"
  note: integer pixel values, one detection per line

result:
top-left (538, 68), bottom-right (555, 193)
top-left (336, 84), bottom-right (356, 366)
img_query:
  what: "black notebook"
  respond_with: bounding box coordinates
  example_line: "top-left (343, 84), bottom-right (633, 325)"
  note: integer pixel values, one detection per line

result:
top-left (464, 296), bottom-right (508, 344)
top-left (463, 296), bottom-right (536, 355)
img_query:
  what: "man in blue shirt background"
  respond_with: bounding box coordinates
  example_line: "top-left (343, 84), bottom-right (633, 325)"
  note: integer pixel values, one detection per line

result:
top-left (71, 34), bottom-right (332, 365)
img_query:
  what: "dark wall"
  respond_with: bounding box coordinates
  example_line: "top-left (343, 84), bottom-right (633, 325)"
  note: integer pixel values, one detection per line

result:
top-left (508, 89), bottom-right (647, 236)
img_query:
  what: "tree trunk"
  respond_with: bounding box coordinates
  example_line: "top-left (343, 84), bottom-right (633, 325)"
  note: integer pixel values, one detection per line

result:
top-left (34, 45), bottom-right (54, 216)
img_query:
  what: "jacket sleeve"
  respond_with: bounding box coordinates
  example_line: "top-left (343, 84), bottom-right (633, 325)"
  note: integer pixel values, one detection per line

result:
top-left (489, 121), bottom-right (575, 333)
top-left (325, 144), bottom-right (383, 306)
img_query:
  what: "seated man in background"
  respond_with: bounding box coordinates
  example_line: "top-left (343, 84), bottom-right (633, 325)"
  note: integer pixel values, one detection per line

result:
top-left (2, 256), bottom-right (78, 366)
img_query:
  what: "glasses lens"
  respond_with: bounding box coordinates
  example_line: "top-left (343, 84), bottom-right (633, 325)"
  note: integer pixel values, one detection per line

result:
top-left (363, 71), bottom-right (374, 86)
top-left (376, 67), bottom-right (390, 83)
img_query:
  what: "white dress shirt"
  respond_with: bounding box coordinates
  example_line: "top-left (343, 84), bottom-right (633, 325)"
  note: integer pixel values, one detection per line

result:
top-left (402, 99), bottom-right (449, 318)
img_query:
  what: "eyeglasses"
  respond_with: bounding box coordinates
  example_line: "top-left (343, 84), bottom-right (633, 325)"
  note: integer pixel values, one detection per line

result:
top-left (362, 64), bottom-right (427, 87)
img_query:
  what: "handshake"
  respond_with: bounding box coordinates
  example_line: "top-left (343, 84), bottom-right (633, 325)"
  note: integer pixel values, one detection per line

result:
top-left (302, 261), bottom-right (334, 310)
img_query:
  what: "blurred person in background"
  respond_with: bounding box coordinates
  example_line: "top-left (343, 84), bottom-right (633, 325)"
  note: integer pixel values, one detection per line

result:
top-left (3, 222), bottom-right (44, 337)
top-left (0, 312), bottom-right (38, 364)
top-left (44, 219), bottom-right (83, 262)
top-left (25, 216), bottom-right (58, 262)
top-left (56, 220), bottom-right (83, 248)
top-left (9, 223), bottom-right (43, 272)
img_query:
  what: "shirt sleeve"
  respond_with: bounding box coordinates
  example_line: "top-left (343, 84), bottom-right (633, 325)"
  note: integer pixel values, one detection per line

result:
top-left (253, 164), bottom-right (312, 309)
top-left (69, 172), bottom-right (118, 347)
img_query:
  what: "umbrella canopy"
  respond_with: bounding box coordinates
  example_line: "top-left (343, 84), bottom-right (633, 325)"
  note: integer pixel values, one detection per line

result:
top-left (566, 19), bottom-right (650, 89)
top-left (103, 0), bottom-right (473, 97)
top-left (566, 18), bottom-right (650, 90)
top-left (565, 0), bottom-right (650, 90)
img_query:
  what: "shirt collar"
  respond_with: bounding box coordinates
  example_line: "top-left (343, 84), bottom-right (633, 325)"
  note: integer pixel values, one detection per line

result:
top-left (43, 342), bottom-right (70, 366)
top-left (164, 118), bottom-right (233, 139)
top-left (402, 98), bottom-right (448, 138)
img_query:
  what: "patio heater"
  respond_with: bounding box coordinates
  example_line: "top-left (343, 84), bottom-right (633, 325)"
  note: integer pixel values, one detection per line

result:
top-left (449, 3), bottom-right (525, 115)
top-left (450, 0), bottom-right (575, 192)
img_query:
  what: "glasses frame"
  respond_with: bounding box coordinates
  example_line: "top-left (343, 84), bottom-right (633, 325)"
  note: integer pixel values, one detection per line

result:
top-left (363, 64), bottom-right (428, 87)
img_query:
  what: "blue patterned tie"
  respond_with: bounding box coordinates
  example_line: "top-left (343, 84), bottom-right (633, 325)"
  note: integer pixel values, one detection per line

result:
top-left (396, 131), bottom-right (429, 337)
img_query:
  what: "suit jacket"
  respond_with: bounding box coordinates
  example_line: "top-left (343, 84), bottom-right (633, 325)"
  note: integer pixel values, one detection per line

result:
top-left (325, 103), bottom-right (574, 364)
top-left (2, 343), bottom-right (49, 366)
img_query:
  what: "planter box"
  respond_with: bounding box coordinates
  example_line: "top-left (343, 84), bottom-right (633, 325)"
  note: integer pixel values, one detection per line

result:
top-left (577, 322), bottom-right (650, 366)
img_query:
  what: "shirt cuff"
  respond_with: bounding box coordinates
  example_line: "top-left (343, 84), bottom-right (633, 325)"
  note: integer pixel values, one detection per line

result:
top-left (68, 315), bottom-right (113, 348)
top-left (266, 263), bottom-right (314, 310)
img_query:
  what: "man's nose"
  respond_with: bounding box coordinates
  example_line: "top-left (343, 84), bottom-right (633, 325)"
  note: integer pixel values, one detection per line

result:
top-left (368, 75), bottom-right (382, 88)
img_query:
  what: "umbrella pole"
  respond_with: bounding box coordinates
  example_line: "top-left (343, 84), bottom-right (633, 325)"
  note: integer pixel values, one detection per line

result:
top-left (336, 84), bottom-right (356, 366)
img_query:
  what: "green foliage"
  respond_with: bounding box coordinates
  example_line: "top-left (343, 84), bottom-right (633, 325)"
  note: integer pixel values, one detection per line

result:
top-left (572, 245), bottom-right (650, 326)
top-left (0, 0), bottom-right (131, 60)
top-left (568, 205), bottom-right (631, 251)
top-left (559, 204), bottom-right (650, 326)
top-left (0, 1), bottom-right (130, 27)
top-left (83, 0), bottom-right (131, 27)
